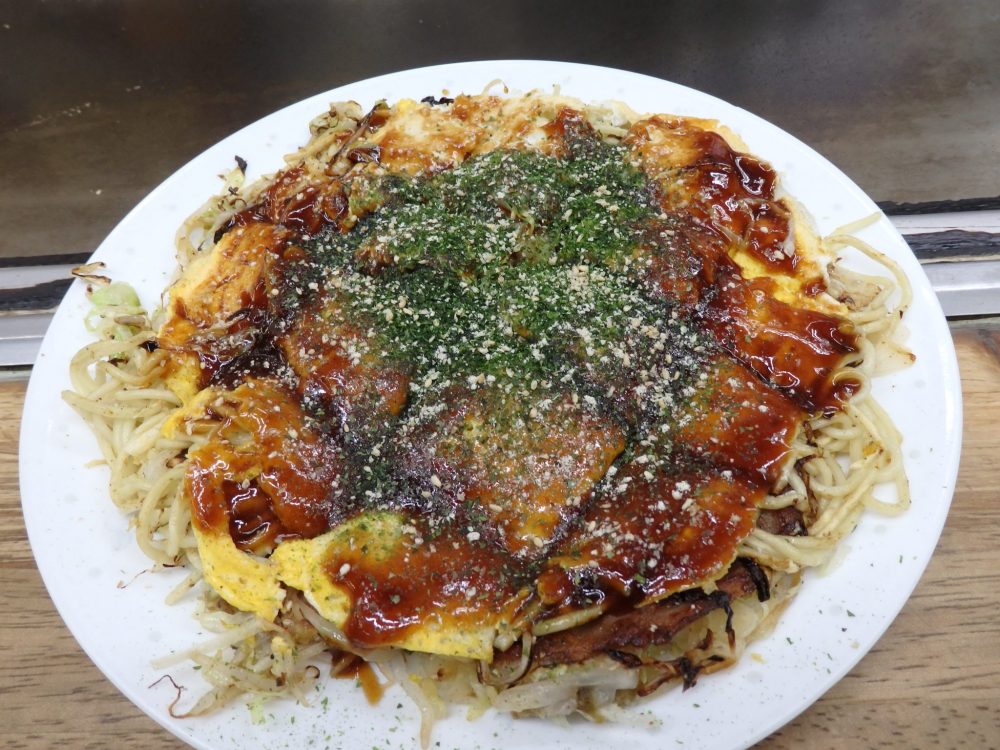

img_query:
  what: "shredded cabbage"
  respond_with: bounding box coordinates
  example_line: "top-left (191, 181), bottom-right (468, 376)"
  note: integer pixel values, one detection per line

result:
top-left (85, 281), bottom-right (145, 341)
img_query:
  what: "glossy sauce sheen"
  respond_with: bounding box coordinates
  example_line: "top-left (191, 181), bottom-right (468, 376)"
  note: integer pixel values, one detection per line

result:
top-left (327, 523), bottom-right (523, 646)
top-left (186, 381), bottom-right (342, 553)
top-left (626, 117), bottom-right (795, 274)
top-left (170, 98), bottom-right (860, 652)
top-left (336, 660), bottom-right (384, 705)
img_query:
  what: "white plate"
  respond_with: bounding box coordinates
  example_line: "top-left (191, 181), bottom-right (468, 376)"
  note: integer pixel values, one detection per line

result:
top-left (20, 60), bottom-right (962, 750)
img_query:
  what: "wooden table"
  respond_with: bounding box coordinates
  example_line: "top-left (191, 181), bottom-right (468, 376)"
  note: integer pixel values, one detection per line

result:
top-left (1, 323), bottom-right (998, 748)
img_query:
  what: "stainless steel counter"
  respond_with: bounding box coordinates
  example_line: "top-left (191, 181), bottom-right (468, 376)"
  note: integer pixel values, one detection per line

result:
top-left (2, 0), bottom-right (998, 259)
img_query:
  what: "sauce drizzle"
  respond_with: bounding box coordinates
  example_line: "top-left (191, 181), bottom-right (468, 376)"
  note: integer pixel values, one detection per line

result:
top-left (170, 101), bottom-right (860, 653)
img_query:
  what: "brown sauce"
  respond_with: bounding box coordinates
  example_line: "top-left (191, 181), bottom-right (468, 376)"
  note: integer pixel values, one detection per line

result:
top-left (628, 119), bottom-right (797, 274)
top-left (323, 523), bottom-right (524, 648)
top-left (702, 268), bottom-right (859, 412)
top-left (336, 659), bottom-right (385, 704)
top-left (186, 380), bottom-right (341, 547)
top-left (173, 102), bottom-right (864, 650)
top-left (224, 479), bottom-right (294, 554)
top-left (544, 467), bottom-right (765, 609)
top-left (225, 168), bottom-right (349, 236)
top-left (671, 356), bottom-right (805, 484)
